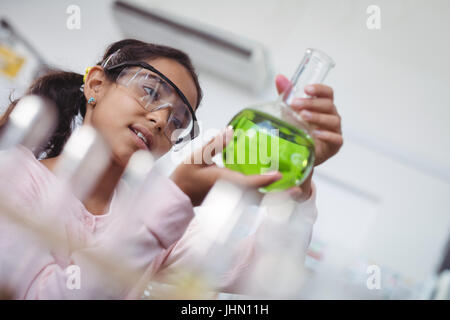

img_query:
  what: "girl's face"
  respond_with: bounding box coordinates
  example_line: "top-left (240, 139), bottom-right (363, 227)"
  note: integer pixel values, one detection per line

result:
top-left (83, 57), bottom-right (198, 167)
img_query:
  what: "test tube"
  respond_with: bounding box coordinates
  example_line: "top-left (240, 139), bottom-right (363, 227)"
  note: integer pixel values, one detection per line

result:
top-left (195, 179), bottom-right (264, 277)
top-left (242, 192), bottom-right (312, 299)
top-left (142, 179), bottom-right (264, 299)
top-left (52, 125), bottom-right (111, 201)
top-left (0, 95), bottom-right (57, 155)
top-left (121, 151), bottom-right (155, 195)
top-left (112, 150), bottom-right (155, 222)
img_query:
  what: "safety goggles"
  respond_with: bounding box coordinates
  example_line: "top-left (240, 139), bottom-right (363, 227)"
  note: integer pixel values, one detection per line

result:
top-left (103, 61), bottom-right (199, 150)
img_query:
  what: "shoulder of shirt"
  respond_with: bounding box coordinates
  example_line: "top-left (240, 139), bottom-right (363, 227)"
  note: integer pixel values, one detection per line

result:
top-left (0, 145), bottom-right (55, 197)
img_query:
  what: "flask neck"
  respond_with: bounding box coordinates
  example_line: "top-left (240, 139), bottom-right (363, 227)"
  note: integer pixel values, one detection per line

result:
top-left (281, 49), bottom-right (335, 105)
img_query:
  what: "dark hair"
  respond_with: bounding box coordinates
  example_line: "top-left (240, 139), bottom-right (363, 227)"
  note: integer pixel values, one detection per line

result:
top-left (1, 39), bottom-right (203, 158)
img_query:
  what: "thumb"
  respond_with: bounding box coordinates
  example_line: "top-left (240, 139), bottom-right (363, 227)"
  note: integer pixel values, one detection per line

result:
top-left (221, 169), bottom-right (282, 189)
top-left (188, 126), bottom-right (234, 167)
top-left (275, 74), bottom-right (291, 95)
top-left (243, 171), bottom-right (283, 188)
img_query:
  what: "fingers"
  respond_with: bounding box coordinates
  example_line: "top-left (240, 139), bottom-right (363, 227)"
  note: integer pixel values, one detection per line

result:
top-left (219, 169), bottom-right (283, 189)
top-left (305, 84), bottom-right (334, 99)
top-left (286, 186), bottom-right (304, 201)
top-left (298, 110), bottom-right (341, 132)
top-left (275, 75), bottom-right (334, 100)
top-left (243, 171), bottom-right (283, 188)
top-left (203, 126), bottom-right (234, 162)
top-left (188, 126), bottom-right (234, 166)
top-left (312, 130), bottom-right (344, 146)
top-left (290, 97), bottom-right (336, 114)
top-left (275, 74), bottom-right (291, 95)
top-left (184, 167), bottom-right (283, 206)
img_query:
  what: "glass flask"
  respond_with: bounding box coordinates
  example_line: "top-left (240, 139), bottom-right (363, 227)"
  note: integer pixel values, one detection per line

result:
top-left (223, 48), bottom-right (335, 192)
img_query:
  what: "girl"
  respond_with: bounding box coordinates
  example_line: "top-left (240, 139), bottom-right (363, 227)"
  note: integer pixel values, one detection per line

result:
top-left (0, 39), bottom-right (342, 299)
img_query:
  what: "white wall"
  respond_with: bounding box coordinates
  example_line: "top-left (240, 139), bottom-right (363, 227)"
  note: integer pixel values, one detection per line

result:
top-left (1, 0), bottom-right (449, 288)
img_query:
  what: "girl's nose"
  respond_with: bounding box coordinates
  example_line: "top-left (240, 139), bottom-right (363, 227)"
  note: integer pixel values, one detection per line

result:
top-left (146, 108), bottom-right (170, 133)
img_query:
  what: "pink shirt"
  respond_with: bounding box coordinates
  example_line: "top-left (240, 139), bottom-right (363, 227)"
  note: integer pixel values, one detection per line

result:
top-left (0, 146), bottom-right (317, 299)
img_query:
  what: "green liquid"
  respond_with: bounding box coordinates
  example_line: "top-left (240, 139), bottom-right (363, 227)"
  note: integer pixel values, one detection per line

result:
top-left (223, 108), bottom-right (315, 192)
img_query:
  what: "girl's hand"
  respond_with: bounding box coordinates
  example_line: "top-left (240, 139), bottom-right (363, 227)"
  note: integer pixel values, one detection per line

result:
top-left (171, 127), bottom-right (283, 207)
top-left (276, 75), bottom-right (343, 166)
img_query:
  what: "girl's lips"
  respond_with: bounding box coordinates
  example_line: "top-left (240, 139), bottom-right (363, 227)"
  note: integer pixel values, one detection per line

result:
top-left (132, 124), bottom-right (154, 148)
top-left (128, 124), bottom-right (153, 151)
top-left (130, 129), bottom-right (147, 150)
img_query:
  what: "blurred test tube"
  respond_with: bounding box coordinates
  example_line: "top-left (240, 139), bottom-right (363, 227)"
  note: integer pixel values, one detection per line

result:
top-left (0, 95), bottom-right (57, 296)
top-left (242, 191), bottom-right (311, 299)
top-left (34, 125), bottom-right (112, 261)
top-left (144, 179), bottom-right (264, 299)
top-left (196, 180), bottom-right (264, 275)
top-left (0, 95), bottom-right (57, 156)
top-left (0, 117), bottom-right (157, 295)
top-left (117, 150), bottom-right (155, 213)
top-left (52, 125), bottom-right (111, 202)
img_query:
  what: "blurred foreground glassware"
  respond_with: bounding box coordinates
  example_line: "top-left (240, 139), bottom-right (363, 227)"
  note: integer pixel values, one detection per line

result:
top-left (141, 179), bottom-right (314, 299)
top-left (52, 125), bottom-right (111, 201)
top-left (141, 179), bottom-right (263, 299)
top-left (237, 191), bottom-right (312, 299)
top-left (0, 95), bottom-right (57, 156)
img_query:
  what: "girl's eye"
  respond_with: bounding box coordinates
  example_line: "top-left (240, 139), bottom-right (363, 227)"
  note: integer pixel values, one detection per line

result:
top-left (171, 117), bottom-right (183, 129)
top-left (143, 86), bottom-right (160, 101)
